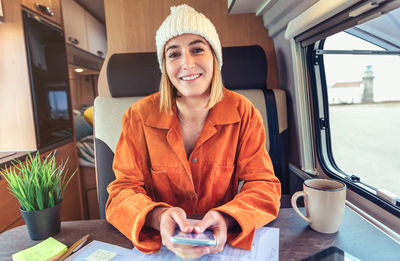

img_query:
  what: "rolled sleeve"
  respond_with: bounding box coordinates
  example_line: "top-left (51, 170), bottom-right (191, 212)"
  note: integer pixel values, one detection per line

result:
top-left (212, 106), bottom-right (281, 249)
top-left (106, 108), bottom-right (172, 253)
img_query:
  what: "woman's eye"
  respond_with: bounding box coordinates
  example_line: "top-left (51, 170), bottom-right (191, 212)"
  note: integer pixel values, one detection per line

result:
top-left (192, 48), bottom-right (204, 54)
top-left (168, 52), bottom-right (180, 58)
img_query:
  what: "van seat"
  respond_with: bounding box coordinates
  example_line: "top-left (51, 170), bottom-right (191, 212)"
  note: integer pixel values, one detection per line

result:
top-left (94, 46), bottom-right (289, 219)
top-left (221, 46), bottom-right (288, 196)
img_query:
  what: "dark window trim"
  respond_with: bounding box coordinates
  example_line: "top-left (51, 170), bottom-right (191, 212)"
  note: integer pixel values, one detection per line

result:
top-left (307, 40), bottom-right (400, 218)
top-left (296, 0), bottom-right (400, 47)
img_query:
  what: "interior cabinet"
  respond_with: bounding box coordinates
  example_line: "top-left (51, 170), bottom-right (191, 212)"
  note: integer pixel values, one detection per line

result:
top-left (62, 0), bottom-right (107, 58)
top-left (0, 0), bottom-right (83, 232)
top-left (0, 142), bottom-right (83, 233)
top-left (0, 0), bottom-right (37, 151)
top-left (0, 174), bottom-right (23, 232)
top-left (85, 12), bottom-right (107, 58)
top-left (0, 0), bottom-right (73, 151)
top-left (52, 142), bottom-right (84, 221)
top-left (61, 0), bottom-right (88, 51)
top-left (21, 0), bottom-right (62, 26)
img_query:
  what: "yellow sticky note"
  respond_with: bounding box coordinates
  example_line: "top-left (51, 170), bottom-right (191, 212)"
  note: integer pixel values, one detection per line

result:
top-left (12, 237), bottom-right (67, 261)
top-left (85, 249), bottom-right (117, 261)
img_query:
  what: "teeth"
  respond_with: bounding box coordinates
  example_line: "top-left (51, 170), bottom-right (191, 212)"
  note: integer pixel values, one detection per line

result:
top-left (181, 74), bottom-right (200, 81)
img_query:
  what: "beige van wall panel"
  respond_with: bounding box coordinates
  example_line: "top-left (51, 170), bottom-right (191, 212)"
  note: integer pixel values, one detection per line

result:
top-left (69, 70), bottom-right (80, 110)
top-left (98, 0), bottom-right (280, 96)
top-left (0, 0), bottom-right (37, 151)
top-left (79, 75), bottom-right (96, 107)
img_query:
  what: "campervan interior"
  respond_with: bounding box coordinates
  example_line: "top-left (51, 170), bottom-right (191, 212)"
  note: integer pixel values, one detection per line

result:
top-left (0, 0), bottom-right (399, 260)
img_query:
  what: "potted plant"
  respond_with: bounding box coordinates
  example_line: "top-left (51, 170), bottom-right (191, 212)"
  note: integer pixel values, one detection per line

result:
top-left (1, 152), bottom-right (76, 240)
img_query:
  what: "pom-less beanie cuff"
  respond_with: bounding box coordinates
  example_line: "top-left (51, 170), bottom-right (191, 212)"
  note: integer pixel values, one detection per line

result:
top-left (155, 4), bottom-right (222, 72)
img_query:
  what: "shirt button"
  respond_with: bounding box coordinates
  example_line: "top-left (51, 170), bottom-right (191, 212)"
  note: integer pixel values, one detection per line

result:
top-left (192, 158), bottom-right (197, 163)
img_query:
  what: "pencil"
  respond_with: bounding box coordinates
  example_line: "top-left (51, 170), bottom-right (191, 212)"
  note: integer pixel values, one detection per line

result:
top-left (56, 234), bottom-right (89, 261)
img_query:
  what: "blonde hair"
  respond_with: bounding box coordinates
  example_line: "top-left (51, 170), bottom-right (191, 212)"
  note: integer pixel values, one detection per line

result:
top-left (159, 51), bottom-right (224, 113)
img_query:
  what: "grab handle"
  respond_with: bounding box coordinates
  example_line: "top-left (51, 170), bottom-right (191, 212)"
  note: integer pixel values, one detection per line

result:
top-left (68, 37), bottom-right (79, 45)
top-left (291, 191), bottom-right (311, 223)
top-left (35, 3), bottom-right (54, 17)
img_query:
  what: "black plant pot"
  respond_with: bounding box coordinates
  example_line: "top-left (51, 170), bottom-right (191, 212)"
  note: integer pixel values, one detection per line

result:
top-left (20, 202), bottom-right (62, 240)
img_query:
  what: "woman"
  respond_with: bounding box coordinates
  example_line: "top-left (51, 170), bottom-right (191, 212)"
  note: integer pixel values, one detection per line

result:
top-left (106, 4), bottom-right (281, 260)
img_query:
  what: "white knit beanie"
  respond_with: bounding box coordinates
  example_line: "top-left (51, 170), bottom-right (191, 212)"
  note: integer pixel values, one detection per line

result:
top-left (155, 4), bottom-right (222, 72)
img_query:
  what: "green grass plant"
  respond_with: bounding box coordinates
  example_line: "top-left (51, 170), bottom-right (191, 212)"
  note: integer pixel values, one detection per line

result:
top-left (1, 152), bottom-right (76, 212)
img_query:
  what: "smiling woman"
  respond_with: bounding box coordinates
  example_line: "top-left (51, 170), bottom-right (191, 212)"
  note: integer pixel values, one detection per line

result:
top-left (105, 4), bottom-right (281, 260)
top-left (164, 35), bottom-right (214, 100)
top-left (165, 34), bottom-right (215, 160)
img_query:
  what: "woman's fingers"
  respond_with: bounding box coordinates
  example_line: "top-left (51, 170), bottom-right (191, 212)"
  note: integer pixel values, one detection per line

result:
top-left (159, 207), bottom-right (196, 253)
top-left (174, 245), bottom-right (210, 260)
top-left (159, 207), bottom-right (182, 246)
top-left (170, 208), bottom-right (193, 233)
top-left (193, 211), bottom-right (228, 254)
top-left (209, 233), bottom-right (224, 254)
top-left (160, 209), bottom-right (230, 258)
top-left (193, 211), bottom-right (219, 233)
top-left (160, 207), bottom-right (192, 237)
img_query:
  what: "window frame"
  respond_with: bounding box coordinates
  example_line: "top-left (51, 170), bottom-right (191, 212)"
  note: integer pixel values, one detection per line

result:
top-left (307, 38), bottom-right (400, 218)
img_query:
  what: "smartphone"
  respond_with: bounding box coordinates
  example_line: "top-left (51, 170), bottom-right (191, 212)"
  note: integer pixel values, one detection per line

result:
top-left (301, 246), bottom-right (362, 261)
top-left (170, 228), bottom-right (216, 246)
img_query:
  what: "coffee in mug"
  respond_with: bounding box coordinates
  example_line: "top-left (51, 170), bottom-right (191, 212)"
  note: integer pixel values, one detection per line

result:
top-left (291, 178), bottom-right (346, 234)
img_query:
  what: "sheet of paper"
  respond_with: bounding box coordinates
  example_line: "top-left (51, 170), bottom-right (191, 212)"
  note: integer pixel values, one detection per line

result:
top-left (127, 227), bottom-right (279, 261)
top-left (85, 249), bottom-right (117, 261)
top-left (12, 237), bottom-right (67, 261)
top-left (66, 240), bottom-right (133, 261)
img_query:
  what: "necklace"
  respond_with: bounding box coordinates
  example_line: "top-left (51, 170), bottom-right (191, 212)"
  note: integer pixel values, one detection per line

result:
top-left (177, 113), bottom-right (202, 136)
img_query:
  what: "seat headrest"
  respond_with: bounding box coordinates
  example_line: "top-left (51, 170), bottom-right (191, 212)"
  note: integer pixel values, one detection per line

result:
top-left (107, 45), bottom-right (267, 97)
top-left (107, 52), bottom-right (161, 97)
top-left (221, 45), bottom-right (267, 90)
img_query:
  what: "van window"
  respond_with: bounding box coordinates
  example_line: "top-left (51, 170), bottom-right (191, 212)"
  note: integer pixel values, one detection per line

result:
top-left (310, 8), bottom-right (400, 213)
top-left (324, 32), bottom-right (400, 196)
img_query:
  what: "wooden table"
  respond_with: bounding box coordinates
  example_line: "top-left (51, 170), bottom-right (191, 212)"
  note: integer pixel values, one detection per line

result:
top-left (0, 208), bottom-right (399, 260)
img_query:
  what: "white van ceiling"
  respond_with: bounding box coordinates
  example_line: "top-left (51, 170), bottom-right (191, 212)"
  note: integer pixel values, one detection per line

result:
top-left (228, 0), bottom-right (276, 15)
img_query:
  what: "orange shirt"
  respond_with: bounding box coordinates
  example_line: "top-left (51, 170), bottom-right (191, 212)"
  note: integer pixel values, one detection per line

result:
top-left (106, 89), bottom-right (281, 253)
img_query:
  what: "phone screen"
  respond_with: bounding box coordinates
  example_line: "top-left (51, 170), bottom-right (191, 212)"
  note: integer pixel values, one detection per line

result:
top-left (170, 229), bottom-right (216, 246)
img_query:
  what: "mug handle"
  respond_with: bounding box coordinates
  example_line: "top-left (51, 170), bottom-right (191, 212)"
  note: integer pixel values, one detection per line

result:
top-left (291, 191), bottom-right (311, 223)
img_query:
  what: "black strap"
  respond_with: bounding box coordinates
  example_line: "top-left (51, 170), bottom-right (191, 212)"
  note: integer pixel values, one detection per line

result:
top-left (95, 138), bottom-right (116, 219)
top-left (264, 89), bottom-right (284, 188)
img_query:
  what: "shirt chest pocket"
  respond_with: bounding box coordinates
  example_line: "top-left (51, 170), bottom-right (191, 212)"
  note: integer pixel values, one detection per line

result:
top-left (150, 166), bottom-right (195, 205)
top-left (207, 164), bottom-right (236, 202)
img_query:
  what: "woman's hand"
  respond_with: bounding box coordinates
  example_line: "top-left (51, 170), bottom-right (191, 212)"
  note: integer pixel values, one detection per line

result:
top-left (192, 210), bottom-right (232, 255)
top-left (146, 208), bottom-right (233, 260)
top-left (148, 207), bottom-right (209, 260)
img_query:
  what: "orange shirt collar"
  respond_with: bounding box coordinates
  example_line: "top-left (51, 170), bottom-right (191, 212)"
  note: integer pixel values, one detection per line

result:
top-left (145, 89), bottom-right (241, 129)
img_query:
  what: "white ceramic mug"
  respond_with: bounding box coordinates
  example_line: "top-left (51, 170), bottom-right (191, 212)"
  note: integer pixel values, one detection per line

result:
top-left (291, 178), bottom-right (346, 234)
